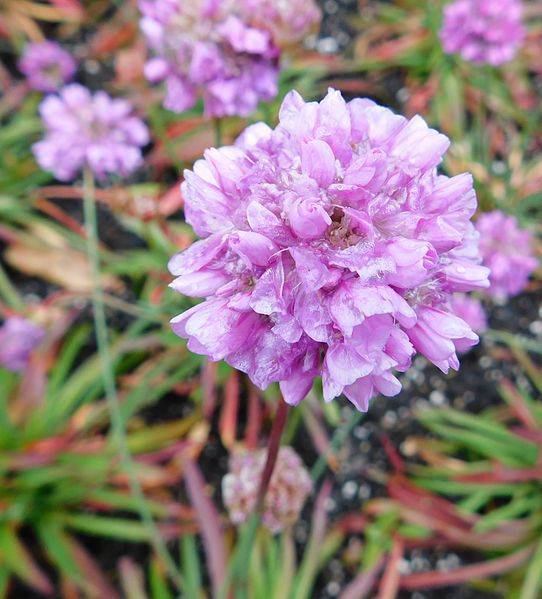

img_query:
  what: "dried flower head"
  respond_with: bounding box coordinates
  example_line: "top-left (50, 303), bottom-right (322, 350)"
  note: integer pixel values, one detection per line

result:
top-left (169, 89), bottom-right (489, 411)
top-left (0, 317), bottom-right (45, 372)
top-left (222, 446), bottom-right (312, 533)
top-left (33, 84), bottom-right (149, 182)
top-left (440, 0), bottom-right (525, 66)
top-left (19, 41), bottom-right (77, 92)
top-left (476, 210), bottom-right (537, 298)
top-left (138, 0), bottom-right (280, 117)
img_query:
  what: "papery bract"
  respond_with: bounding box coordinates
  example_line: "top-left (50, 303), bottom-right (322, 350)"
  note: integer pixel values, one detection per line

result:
top-left (169, 89), bottom-right (489, 411)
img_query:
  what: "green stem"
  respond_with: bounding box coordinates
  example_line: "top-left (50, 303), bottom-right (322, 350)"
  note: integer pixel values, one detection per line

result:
top-left (82, 168), bottom-right (184, 592)
top-left (214, 118), bottom-right (223, 147)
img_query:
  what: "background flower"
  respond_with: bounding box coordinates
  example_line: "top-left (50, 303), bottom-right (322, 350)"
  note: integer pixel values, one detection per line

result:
top-left (18, 41), bottom-right (77, 92)
top-left (440, 0), bottom-right (525, 66)
top-left (0, 317), bottom-right (45, 372)
top-left (242, 0), bottom-right (321, 45)
top-left (476, 210), bottom-right (537, 298)
top-left (451, 294), bottom-right (487, 335)
top-left (32, 84), bottom-right (149, 182)
top-left (138, 0), bottom-right (280, 117)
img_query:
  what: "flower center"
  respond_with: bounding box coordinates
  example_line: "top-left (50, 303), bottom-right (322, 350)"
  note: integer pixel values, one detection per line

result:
top-left (327, 207), bottom-right (362, 248)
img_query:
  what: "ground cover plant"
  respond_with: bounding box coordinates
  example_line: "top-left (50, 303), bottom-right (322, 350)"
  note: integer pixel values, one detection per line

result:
top-left (0, 0), bottom-right (540, 597)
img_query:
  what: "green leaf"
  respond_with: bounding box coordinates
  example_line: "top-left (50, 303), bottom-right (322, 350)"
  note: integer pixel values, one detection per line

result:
top-left (180, 534), bottom-right (202, 598)
top-left (0, 525), bottom-right (52, 595)
top-left (520, 537), bottom-right (542, 599)
top-left (36, 518), bottom-right (83, 585)
top-left (63, 514), bottom-right (154, 542)
top-left (149, 558), bottom-right (174, 599)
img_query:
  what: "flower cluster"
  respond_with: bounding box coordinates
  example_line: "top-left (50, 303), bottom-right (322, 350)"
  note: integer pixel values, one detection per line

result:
top-left (18, 41), bottom-right (77, 93)
top-left (476, 210), bottom-right (537, 298)
top-left (138, 0), bottom-right (316, 117)
top-left (169, 89), bottom-right (490, 411)
top-left (440, 0), bottom-right (525, 66)
top-left (222, 446), bottom-right (312, 533)
top-left (33, 84), bottom-right (149, 182)
top-left (0, 317), bottom-right (45, 372)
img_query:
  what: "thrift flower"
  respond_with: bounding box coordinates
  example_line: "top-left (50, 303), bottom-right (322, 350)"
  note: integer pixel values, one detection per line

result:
top-left (33, 84), bottom-right (149, 182)
top-left (138, 0), bottom-right (279, 117)
top-left (169, 89), bottom-right (489, 411)
top-left (222, 446), bottom-right (312, 533)
top-left (451, 294), bottom-right (487, 335)
top-left (440, 0), bottom-right (525, 66)
top-left (19, 41), bottom-right (77, 92)
top-left (0, 317), bottom-right (45, 372)
top-left (476, 210), bottom-right (537, 298)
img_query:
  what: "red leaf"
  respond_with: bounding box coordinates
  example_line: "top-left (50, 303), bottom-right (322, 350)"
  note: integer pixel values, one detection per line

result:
top-left (183, 458), bottom-right (227, 596)
top-left (400, 545), bottom-right (535, 590)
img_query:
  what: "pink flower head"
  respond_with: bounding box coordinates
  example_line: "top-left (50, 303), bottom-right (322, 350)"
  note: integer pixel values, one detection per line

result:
top-left (451, 294), bottom-right (487, 335)
top-left (476, 210), bottom-right (537, 298)
top-left (138, 0), bottom-right (279, 117)
top-left (0, 317), bottom-right (45, 372)
top-left (222, 446), bottom-right (312, 533)
top-left (32, 84), bottom-right (149, 182)
top-left (19, 41), bottom-right (77, 93)
top-left (169, 89), bottom-right (489, 411)
top-left (440, 0), bottom-right (525, 66)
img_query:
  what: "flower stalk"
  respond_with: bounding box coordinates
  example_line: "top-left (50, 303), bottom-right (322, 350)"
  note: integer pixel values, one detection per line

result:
top-left (82, 167), bottom-right (184, 592)
top-left (226, 399), bottom-right (290, 599)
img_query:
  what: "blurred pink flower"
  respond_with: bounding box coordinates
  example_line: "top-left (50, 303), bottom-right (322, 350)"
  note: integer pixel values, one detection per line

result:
top-left (18, 41), bottom-right (77, 93)
top-left (451, 294), bottom-right (487, 335)
top-left (138, 0), bottom-right (280, 117)
top-left (243, 0), bottom-right (321, 45)
top-left (222, 446), bottom-right (312, 533)
top-left (440, 0), bottom-right (525, 66)
top-left (32, 84), bottom-right (149, 182)
top-left (169, 89), bottom-right (489, 411)
top-left (0, 317), bottom-right (45, 372)
top-left (476, 210), bottom-right (537, 298)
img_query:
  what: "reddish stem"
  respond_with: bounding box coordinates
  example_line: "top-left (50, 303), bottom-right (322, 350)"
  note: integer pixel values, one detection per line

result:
top-left (256, 399), bottom-right (290, 509)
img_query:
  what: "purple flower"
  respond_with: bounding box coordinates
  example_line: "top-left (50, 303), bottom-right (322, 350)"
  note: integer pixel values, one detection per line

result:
top-left (32, 84), bottom-right (149, 182)
top-left (138, 0), bottom-right (279, 117)
top-left (451, 294), bottom-right (487, 335)
top-left (440, 0), bottom-right (525, 66)
top-left (0, 317), bottom-right (45, 372)
top-left (222, 446), bottom-right (312, 533)
top-left (169, 89), bottom-right (489, 411)
top-left (476, 210), bottom-right (537, 298)
top-left (18, 41), bottom-right (77, 93)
